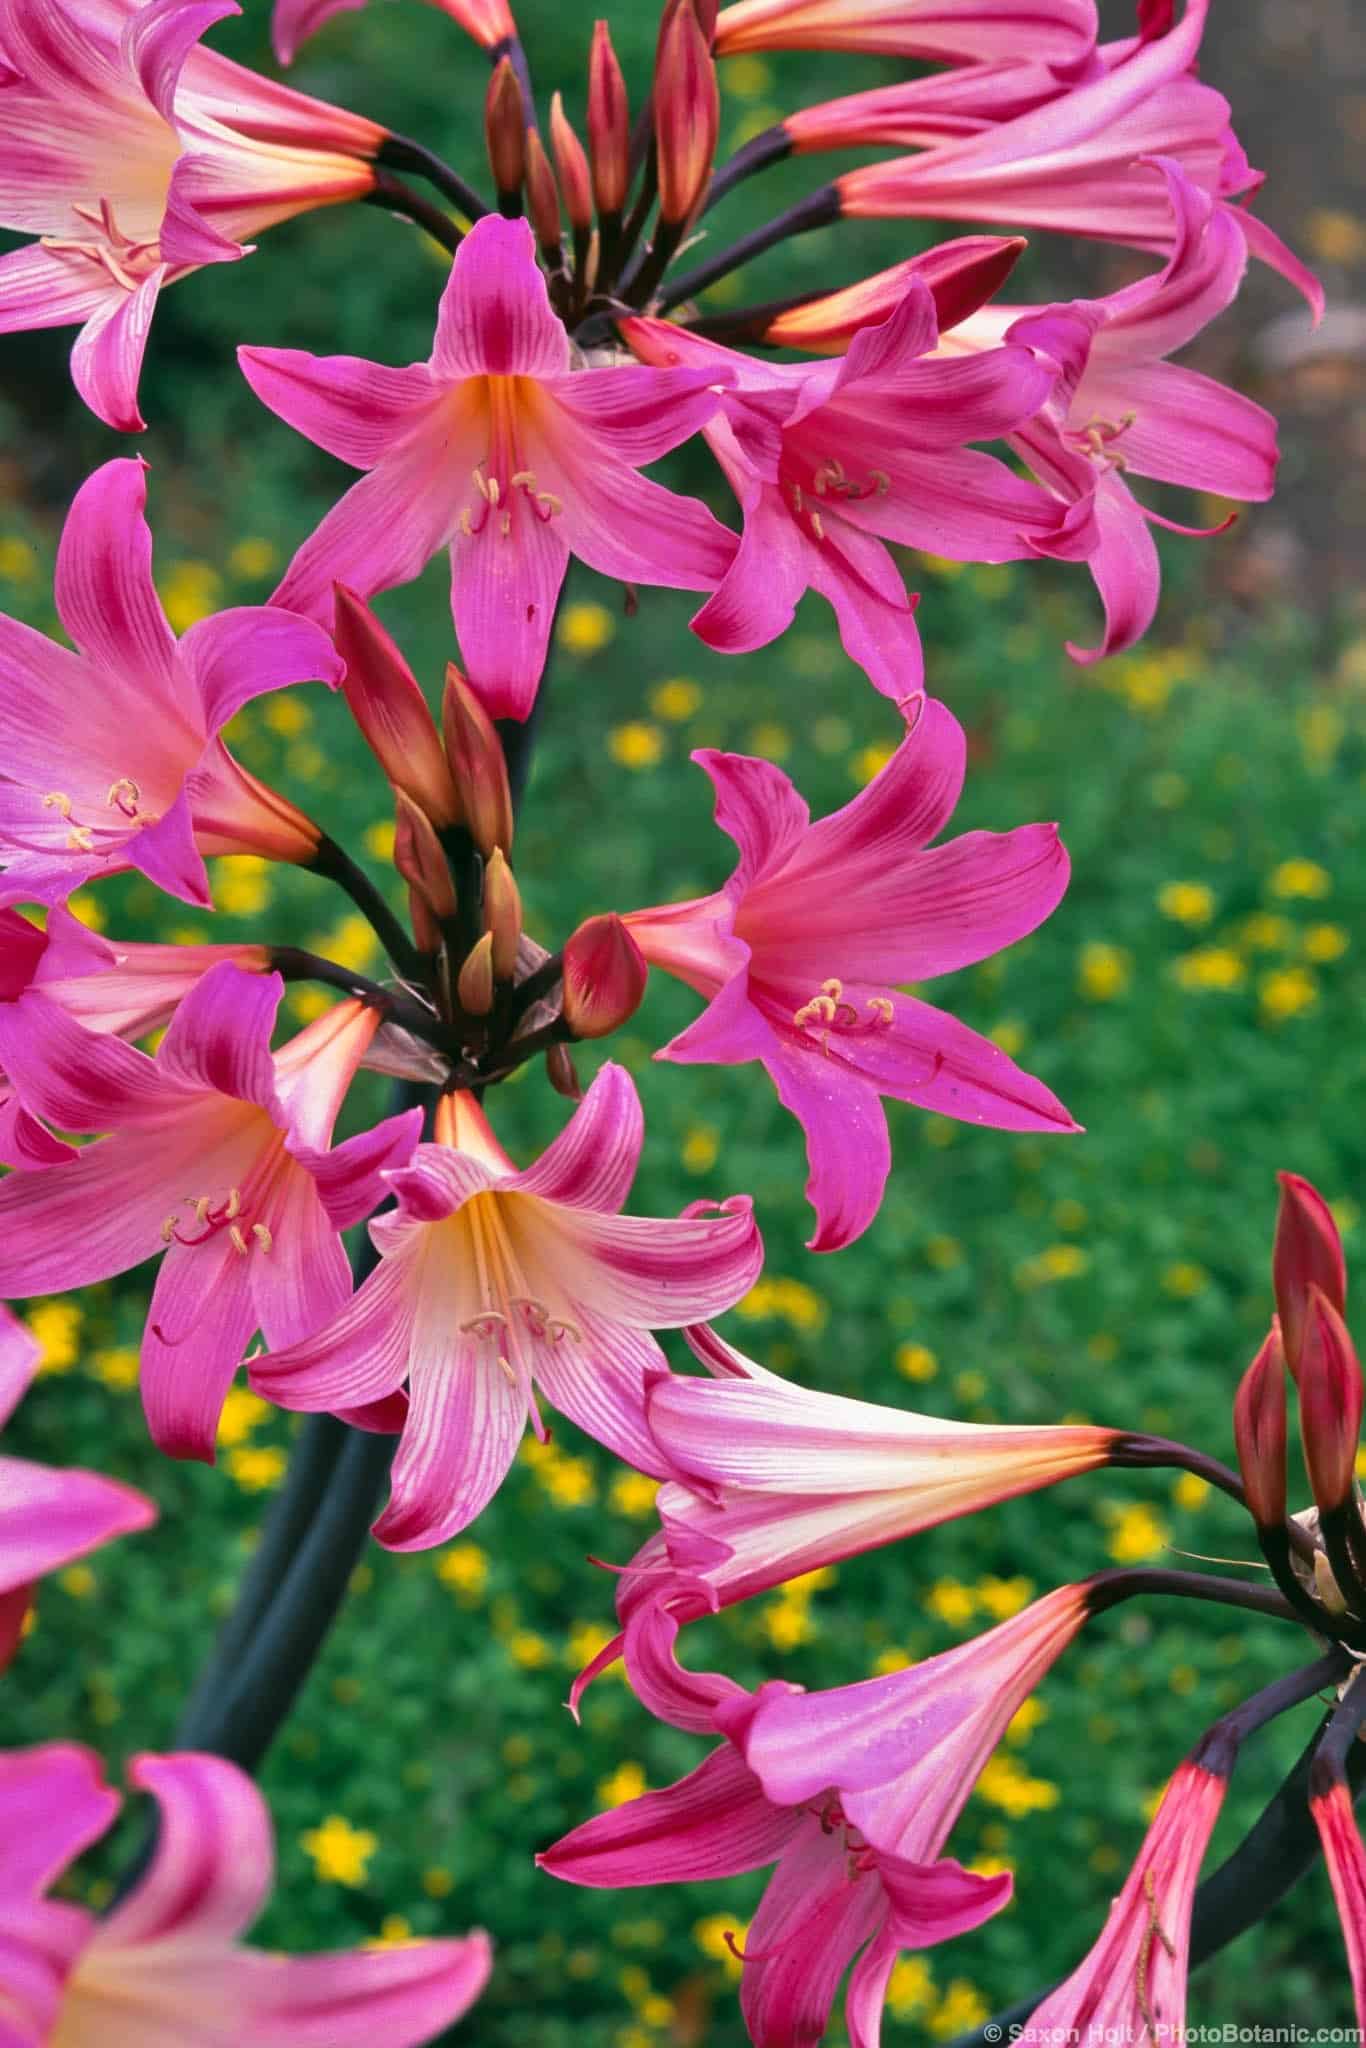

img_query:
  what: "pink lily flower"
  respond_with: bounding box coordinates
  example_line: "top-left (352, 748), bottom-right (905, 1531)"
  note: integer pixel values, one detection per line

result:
top-left (1313, 1768), bottom-right (1366, 2026)
top-left (0, 0), bottom-right (384, 431)
top-left (239, 214), bottom-right (738, 720)
top-left (0, 1743), bottom-right (491, 2043)
top-left (0, 459), bottom-right (342, 910)
top-left (0, 1306), bottom-right (156, 1669)
top-left (753, 235), bottom-right (1029, 356)
top-left (624, 697), bottom-right (1077, 1251)
top-left (713, 0), bottom-right (1099, 66)
top-left (834, 0), bottom-right (1322, 321)
top-left (624, 284), bottom-right (1063, 700)
top-left (614, 1321), bottom-right (1122, 1626)
top-left (783, 57), bottom-right (1094, 155)
top-left (0, 964), bottom-right (421, 1461)
top-left (1023, 1757), bottom-right (1226, 2042)
top-left (250, 1067), bottom-right (763, 1549)
top-left (544, 1584), bottom-right (1094, 2047)
top-left (945, 157), bottom-right (1279, 662)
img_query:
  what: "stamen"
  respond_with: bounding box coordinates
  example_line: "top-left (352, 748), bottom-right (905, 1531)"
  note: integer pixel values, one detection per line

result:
top-left (865, 996), bottom-right (894, 1025)
top-left (486, 475), bottom-right (502, 506)
top-left (535, 491), bottom-right (563, 518)
top-left (500, 512), bottom-right (512, 538)
top-left (160, 1215), bottom-right (178, 1244)
top-left (510, 470), bottom-right (536, 488)
top-left (1135, 1867), bottom-right (1176, 2038)
top-left (224, 1187), bottom-right (242, 1220)
top-left (66, 827), bottom-right (95, 852)
top-left (820, 978), bottom-right (843, 1000)
top-left (251, 1222), bottom-right (272, 1252)
top-left (228, 1224), bottom-right (250, 1256)
top-left (106, 776), bottom-right (141, 817)
top-left (869, 468), bottom-right (890, 496)
top-left (809, 510), bottom-right (825, 541)
top-left (472, 465), bottom-right (492, 500)
top-left (42, 791), bottom-right (73, 816)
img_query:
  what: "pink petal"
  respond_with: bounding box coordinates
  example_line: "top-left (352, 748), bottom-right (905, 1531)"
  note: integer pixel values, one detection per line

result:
top-left (1081, 360), bottom-right (1277, 500)
top-left (0, 994), bottom-right (178, 1133)
top-left (448, 480), bottom-right (572, 721)
top-left (0, 1302), bottom-right (40, 1426)
top-left (532, 1314), bottom-right (673, 1478)
top-left (159, 150), bottom-right (249, 269)
top-left (140, 1234), bottom-right (259, 1460)
top-left (0, 1454), bottom-right (155, 1602)
top-left (130, 787), bottom-right (213, 907)
top-left (373, 1329), bottom-right (525, 1550)
top-left (512, 1061), bottom-right (643, 1213)
top-left (52, 458), bottom-right (176, 685)
top-left (430, 215), bottom-right (569, 381)
top-left (125, 0), bottom-right (237, 126)
top-left (538, 1739), bottom-right (798, 1888)
top-left (1314, 1778), bottom-right (1366, 2026)
top-left (237, 346), bottom-right (439, 469)
top-left (844, 1928), bottom-right (899, 2048)
top-left (0, 608), bottom-right (122, 791)
top-left (250, 1246), bottom-right (416, 1411)
top-left (251, 1172), bottom-right (350, 1351)
top-left (689, 472), bottom-right (815, 666)
top-left (0, 1092), bottom-right (75, 1167)
top-left (178, 605), bottom-right (344, 733)
top-left (1064, 470), bottom-right (1162, 664)
top-left (800, 515), bottom-right (924, 702)
top-left (763, 1039), bottom-right (892, 1253)
top-left (0, 1127), bottom-right (190, 1298)
top-left (659, 964), bottom-right (781, 1070)
top-left (234, 1933), bottom-right (492, 2046)
top-left (776, 696), bottom-right (964, 883)
top-left (540, 1196), bottom-right (762, 1329)
top-left (0, 244), bottom-right (115, 333)
top-left (0, 1741), bottom-right (117, 1899)
top-left (295, 1106), bottom-right (425, 1231)
top-left (1232, 202), bottom-right (1325, 325)
top-left (692, 748), bottom-right (811, 893)
top-left (839, 442), bottom-right (1065, 558)
top-left (70, 268), bottom-right (166, 434)
top-left (0, 1893), bottom-right (91, 2043)
top-left (541, 364), bottom-right (731, 466)
top-left (154, 963), bottom-right (282, 1107)
top-left (547, 456), bottom-right (737, 598)
top-left (740, 1824), bottom-right (884, 2048)
top-left (841, 989), bottom-right (1080, 1133)
top-left (104, 1752), bottom-right (274, 1947)
top-left (620, 1596), bottom-right (746, 1734)
top-left (272, 0), bottom-right (366, 62)
top-left (879, 1849), bottom-right (1012, 1948)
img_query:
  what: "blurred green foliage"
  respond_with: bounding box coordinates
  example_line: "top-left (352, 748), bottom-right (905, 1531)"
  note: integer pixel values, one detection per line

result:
top-left (1, 2), bottom-right (1362, 2043)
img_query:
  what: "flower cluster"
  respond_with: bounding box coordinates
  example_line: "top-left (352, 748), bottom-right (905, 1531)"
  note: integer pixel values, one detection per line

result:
top-left (0, 0), bottom-right (1350, 2042)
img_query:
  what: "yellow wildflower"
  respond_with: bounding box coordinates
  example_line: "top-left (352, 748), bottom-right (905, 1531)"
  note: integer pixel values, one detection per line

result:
top-left (507, 1630), bottom-right (552, 1669)
top-left (1304, 923), bottom-right (1349, 962)
top-left (1260, 966), bottom-right (1318, 1020)
top-left (649, 677), bottom-right (702, 721)
top-left (159, 560), bottom-right (222, 632)
top-left (850, 740), bottom-right (895, 786)
top-left (263, 693), bottom-right (311, 737)
top-left (91, 1346), bottom-right (139, 1391)
top-left (1158, 880), bottom-right (1215, 926)
top-left (29, 1301), bottom-right (82, 1375)
top-left (301, 1815), bottom-right (378, 1886)
top-left (1269, 858), bottom-right (1331, 899)
top-left (559, 602), bottom-right (615, 654)
top-left (926, 1580), bottom-right (977, 1629)
top-left (896, 1342), bottom-right (938, 1382)
top-left (437, 1543), bottom-right (488, 1600)
top-left (1176, 947), bottom-right (1245, 991)
top-left (1104, 1502), bottom-right (1168, 1563)
top-left (610, 1471), bottom-right (660, 1518)
top-left (608, 722), bottom-right (664, 770)
top-left (225, 1446), bottom-right (287, 1491)
top-left (228, 537), bottom-right (280, 580)
top-left (597, 1761), bottom-right (647, 1808)
top-left (217, 1387), bottom-right (271, 1446)
top-left (1162, 1261), bottom-right (1207, 1299)
top-left (1078, 941), bottom-right (1130, 1000)
top-left (681, 1124), bottom-right (719, 1174)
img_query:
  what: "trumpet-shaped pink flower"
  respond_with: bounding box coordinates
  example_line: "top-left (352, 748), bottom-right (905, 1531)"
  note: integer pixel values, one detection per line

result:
top-left (0, 1306), bottom-right (156, 1669)
top-left (545, 1584), bottom-right (1094, 2047)
top-left (1023, 1759), bottom-right (1226, 2043)
top-left (713, 0), bottom-right (1098, 66)
top-left (240, 215), bottom-right (738, 720)
top-left (625, 284), bottom-right (1062, 701)
top-left (272, 0), bottom-right (513, 65)
top-left (625, 697), bottom-right (1077, 1251)
top-left (0, 0), bottom-right (384, 430)
top-left (250, 1066), bottom-right (763, 1549)
top-left (835, 0), bottom-right (1322, 320)
top-left (0, 965), bottom-right (420, 1460)
top-left (1313, 1770), bottom-right (1366, 2027)
top-left (951, 158), bottom-right (1279, 661)
top-left (0, 460), bottom-right (342, 910)
top-left (0, 1743), bottom-right (491, 2044)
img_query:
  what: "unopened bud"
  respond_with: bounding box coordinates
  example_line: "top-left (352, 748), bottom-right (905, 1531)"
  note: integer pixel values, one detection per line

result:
top-left (587, 20), bottom-right (630, 215)
top-left (1232, 1327), bottom-right (1287, 1529)
top-left (654, 0), bottom-right (719, 224)
top-left (524, 129), bottom-right (562, 258)
top-left (1299, 1287), bottom-right (1364, 1514)
top-left (333, 586), bottom-right (458, 827)
top-left (393, 792), bottom-right (457, 923)
top-left (561, 913), bottom-right (648, 1039)
top-left (551, 91), bottom-right (593, 233)
top-left (485, 56), bottom-right (526, 204)
top-left (545, 1042), bottom-right (583, 1100)
top-left (1275, 1171), bottom-right (1347, 1378)
top-left (441, 663), bottom-right (515, 859)
top-left (483, 847), bottom-right (522, 981)
top-left (457, 931), bottom-right (495, 1017)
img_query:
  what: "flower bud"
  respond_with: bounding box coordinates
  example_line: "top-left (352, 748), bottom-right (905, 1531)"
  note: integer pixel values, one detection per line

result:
top-left (655, 0), bottom-right (719, 224)
top-left (524, 129), bottom-right (562, 259)
top-left (393, 792), bottom-right (457, 923)
top-left (333, 585), bottom-right (458, 827)
top-left (587, 20), bottom-right (630, 215)
top-left (545, 1042), bottom-right (583, 1100)
top-left (457, 931), bottom-right (495, 1017)
top-left (550, 92), bottom-right (593, 233)
top-left (441, 663), bottom-right (515, 859)
top-left (561, 913), bottom-right (648, 1039)
top-left (1299, 1287), bottom-right (1364, 1514)
top-left (1274, 1171), bottom-right (1347, 1378)
top-left (485, 56), bottom-right (527, 205)
top-left (1232, 1326), bottom-right (1287, 1530)
top-left (483, 847), bottom-right (522, 982)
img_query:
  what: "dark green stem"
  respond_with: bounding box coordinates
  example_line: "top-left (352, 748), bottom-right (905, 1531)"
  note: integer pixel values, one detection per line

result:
top-left (656, 181), bottom-right (840, 312)
top-left (377, 132), bottom-right (489, 219)
top-left (702, 123), bottom-right (792, 212)
top-left (1110, 1432), bottom-right (1248, 1508)
top-left (267, 945), bottom-right (449, 1051)
top-left (311, 833), bottom-right (425, 982)
top-left (363, 170), bottom-right (464, 255)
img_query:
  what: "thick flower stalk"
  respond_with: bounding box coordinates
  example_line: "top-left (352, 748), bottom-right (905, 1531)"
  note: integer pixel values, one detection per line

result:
top-left (0, 1743), bottom-right (491, 2043)
top-left (250, 1065), bottom-right (763, 1547)
top-left (0, 1306), bottom-right (156, 1670)
top-left (626, 696), bottom-right (1076, 1249)
top-left (0, 460), bottom-right (341, 909)
top-left (240, 213), bottom-right (738, 719)
top-left (0, 0), bottom-right (385, 429)
top-left (0, 965), bottom-right (420, 1458)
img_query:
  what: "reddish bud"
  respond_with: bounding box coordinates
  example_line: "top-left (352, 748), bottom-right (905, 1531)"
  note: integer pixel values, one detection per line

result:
top-left (1232, 1326), bottom-right (1287, 1529)
top-left (587, 20), bottom-right (630, 215)
top-left (485, 57), bottom-right (527, 200)
top-left (524, 129), bottom-right (562, 257)
top-left (1299, 1287), bottom-right (1364, 1513)
top-left (550, 93), bottom-right (593, 233)
top-left (393, 792), bottom-right (457, 924)
top-left (457, 931), bottom-right (495, 1018)
top-left (561, 913), bottom-right (648, 1039)
top-left (333, 586), bottom-right (458, 827)
top-left (1274, 1171), bottom-right (1347, 1378)
top-left (654, 0), bottom-right (720, 224)
top-left (441, 663), bottom-right (515, 859)
top-left (545, 1042), bottom-right (583, 1100)
top-left (483, 847), bottom-right (522, 981)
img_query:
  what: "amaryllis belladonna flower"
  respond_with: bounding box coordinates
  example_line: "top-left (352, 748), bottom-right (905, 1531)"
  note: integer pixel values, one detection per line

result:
top-left (0, 965), bottom-right (421, 1460)
top-left (544, 1583), bottom-right (1094, 2048)
top-left (0, 1743), bottom-right (491, 2043)
top-left (624, 280), bottom-right (1064, 701)
top-left (0, 0), bottom-right (385, 430)
top-left (250, 1065), bottom-right (763, 1549)
top-left (0, 1305), bottom-right (156, 1670)
top-left (239, 213), bottom-right (738, 720)
top-left (0, 459), bottom-right (342, 909)
top-left (625, 696), bottom-right (1077, 1251)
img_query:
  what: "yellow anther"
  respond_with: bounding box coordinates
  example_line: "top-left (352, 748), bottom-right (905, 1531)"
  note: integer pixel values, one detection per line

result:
top-left (820, 978), bottom-right (843, 1000)
top-left (869, 469), bottom-right (890, 495)
top-left (809, 510), bottom-right (825, 541)
top-left (42, 791), bottom-right (73, 816)
top-left (222, 1188), bottom-right (241, 1220)
top-left (549, 1315), bottom-right (583, 1343)
top-left (161, 1215), bottom-right (178, 1244)
top-left (459, 508), bottom-right (475, 537)
top-left (866, 996), bottom-right (894, 1024)
top-left (510, 470), bottom-right (536, 488)
top-left (496, 1353), bottom-right (518, 1386)
top-left (251, 1222), bottom-right (272, 1252)
top-left (66, 827), bottom-right (94, 852)
top-left (789, 482), bottom-right (804, 512)
top-left (106, 777), bottom-right (140, 811)
top-left (499, 512), bottom-right (512, 538)
top-left (486, 475), bottom-right (502, 506)
top-left (228, 1224), bottom-right (250, 1256)
top-left (193, 1195), bottom-right (213, 1225)
top-left (472, 466), bottom-right (492, 500)
top-left (536, 491), bottom-right (564, 516)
